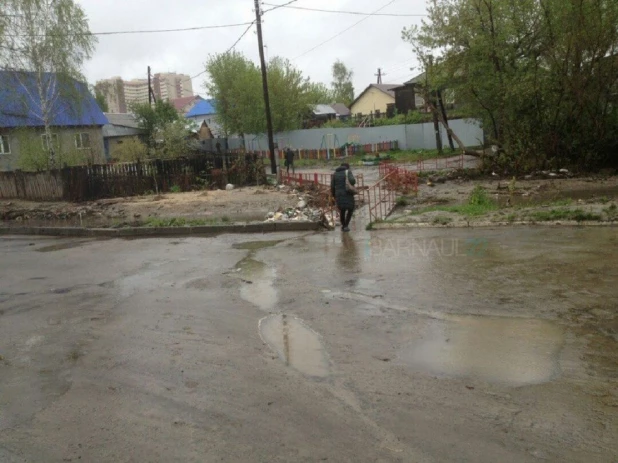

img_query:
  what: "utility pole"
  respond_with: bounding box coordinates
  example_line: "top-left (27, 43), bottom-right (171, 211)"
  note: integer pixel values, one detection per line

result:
top-left (254, 0), bottom-right (277, 175)
top-left (375, 68), bottom-right (385, 84)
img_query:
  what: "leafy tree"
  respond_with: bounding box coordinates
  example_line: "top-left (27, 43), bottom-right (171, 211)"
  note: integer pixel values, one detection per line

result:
top-left (404, 0), bottom-right (618, 171)
top-left (158, 120), bottom-right (194, 159)
top-left (307, 82), bottom-right (333, 104)
top-left (131, 100), bottom-right (179, 147)
top-left (205, 51), bottom-right (264, 136)
top-left (111, 137), bottom-right (148, 163)
top-left (331, 60), bottom-right (354, 106)
top-left (0, 0), bottom-right (97, 168)
top-left (205, 52), bottom-right (334, 135)
top-left (93, 87), bottom-right (109, 112)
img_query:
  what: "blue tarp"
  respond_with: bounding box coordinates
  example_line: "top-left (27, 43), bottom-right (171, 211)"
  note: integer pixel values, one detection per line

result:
top-left (185, 99), bottom-right (216, 117)
top-left (0, 71), bottom-right (108, 128)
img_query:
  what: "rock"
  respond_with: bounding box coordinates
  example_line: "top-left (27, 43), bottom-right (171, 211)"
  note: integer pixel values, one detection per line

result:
top-left (548, 173), bottom-right (558, 177)
top-left (524, 175), bottom-right (533, 180)
top-left (296, 200), bottom-right (307, 209)
top-left (225, 184), bottom-right (235, 191)
top-left (559, 168), bottom-right (569, 174)
top-left (267, 212), bottom-right (275, 219)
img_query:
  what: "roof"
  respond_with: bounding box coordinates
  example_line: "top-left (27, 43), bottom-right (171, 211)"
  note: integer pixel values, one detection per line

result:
top-left (104, 112), bottom-right (140, 129)
top-left (330, 103), bottom-right (351, 117)
top-left (102, 125), bottom-right (144, 138)
top-left (372, 84), bottom-right (399, 98)
top-left (406, 73), bottom-right (426, 84)
top-left (350, 84), bottom-right (400, 109)
top-left (0, 71), bottom-right (108, 128)
top-left (185, 99), bottom-right (216, 117)
top-left (313, 104), bottom-right (337, 116)
top-left (170, 95), bottom-right (202, 112)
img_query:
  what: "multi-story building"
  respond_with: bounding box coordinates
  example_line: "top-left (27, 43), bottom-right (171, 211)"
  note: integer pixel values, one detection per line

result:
top-left (96, 73), bottom-right (194, 113)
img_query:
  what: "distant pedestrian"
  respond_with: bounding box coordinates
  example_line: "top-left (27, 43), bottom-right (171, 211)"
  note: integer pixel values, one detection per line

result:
top-left (330, 162), bottom-right (357, 232)
top-left (284, 148), bottom-right (295, 175)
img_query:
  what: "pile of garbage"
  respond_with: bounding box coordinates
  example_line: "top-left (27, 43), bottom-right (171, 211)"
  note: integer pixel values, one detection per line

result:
top-left (265, 193), bottom-right (336, 229)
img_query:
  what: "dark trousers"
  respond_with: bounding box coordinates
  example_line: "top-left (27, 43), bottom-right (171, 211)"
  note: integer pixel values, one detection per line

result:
top-left (286, 162), bottom-right (295, 174)
top-left (339, 207), bottom-right (354, 227)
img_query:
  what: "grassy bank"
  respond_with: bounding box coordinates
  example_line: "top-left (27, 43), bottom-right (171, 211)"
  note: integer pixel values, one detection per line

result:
top-left (390, 185), bottom-right (618, 226)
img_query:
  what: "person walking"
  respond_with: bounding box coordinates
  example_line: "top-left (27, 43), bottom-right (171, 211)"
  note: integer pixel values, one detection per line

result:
top-left (330, 162), bottom-right (357, 232)
top-left (284, 148), bottom-right (295, 175)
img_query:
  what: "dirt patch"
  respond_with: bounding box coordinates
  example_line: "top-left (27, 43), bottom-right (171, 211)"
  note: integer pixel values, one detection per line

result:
top-left (390, 175), bottom-right (618, 226)
top-left (0, 186), bottom-right (300, 227)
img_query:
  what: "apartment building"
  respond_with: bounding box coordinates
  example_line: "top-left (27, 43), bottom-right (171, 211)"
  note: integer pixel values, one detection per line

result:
top-left (96, 73), bottom-right (194, 113)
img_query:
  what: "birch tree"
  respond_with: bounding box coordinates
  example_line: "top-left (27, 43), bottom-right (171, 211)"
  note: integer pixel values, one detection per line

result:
top-left (0, 0), bottom-right (97, 168)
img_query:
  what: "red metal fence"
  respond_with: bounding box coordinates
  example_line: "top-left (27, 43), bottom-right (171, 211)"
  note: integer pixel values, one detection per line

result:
top-left (365, 164), bottom-right (419, 223)
top-left (283, 172), bottom-right (365, 190)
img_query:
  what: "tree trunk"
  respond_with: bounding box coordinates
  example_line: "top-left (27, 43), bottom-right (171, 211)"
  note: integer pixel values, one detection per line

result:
top-left (421, 86), bottom-right (481, 158)
top-left (437, 89), bottom-right (455, 151)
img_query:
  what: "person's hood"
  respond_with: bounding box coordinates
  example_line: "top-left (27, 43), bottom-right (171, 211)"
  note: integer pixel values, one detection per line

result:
top-left (335, 166), bottom-right (348, 172)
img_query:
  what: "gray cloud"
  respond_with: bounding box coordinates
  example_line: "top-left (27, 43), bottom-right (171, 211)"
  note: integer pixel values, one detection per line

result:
top-left (80, 0), bottom-right (426, 98)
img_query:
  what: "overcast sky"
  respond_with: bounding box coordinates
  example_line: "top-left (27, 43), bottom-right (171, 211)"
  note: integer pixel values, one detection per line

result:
top-left (79, 0), bottom-right (427, 99)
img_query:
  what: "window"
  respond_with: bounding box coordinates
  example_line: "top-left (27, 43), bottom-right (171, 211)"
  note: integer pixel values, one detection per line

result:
top-left (0, 136), bottom-right (10, 154)
top-left (41, 133), bottom-right (59, 151)
top-left (74, 133), bottom-right (91, 150)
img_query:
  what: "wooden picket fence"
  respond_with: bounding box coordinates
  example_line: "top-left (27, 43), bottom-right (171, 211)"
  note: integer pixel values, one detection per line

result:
top-left (0, 154), bottom-right (265, 202)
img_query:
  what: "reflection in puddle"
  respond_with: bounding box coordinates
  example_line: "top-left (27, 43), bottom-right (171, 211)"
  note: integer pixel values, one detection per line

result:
top-left (237, 258), bottom-right (277, 311)
top-left (400, 316), bottom-right (564, 386)
top-left (259, 314), bottom-right (330, 378)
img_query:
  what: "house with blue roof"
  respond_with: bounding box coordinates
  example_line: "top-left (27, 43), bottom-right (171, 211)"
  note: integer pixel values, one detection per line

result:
top-left (0, 71), bottom-right (108, 171)
top-left (185, 99), bottom-right (222, 137)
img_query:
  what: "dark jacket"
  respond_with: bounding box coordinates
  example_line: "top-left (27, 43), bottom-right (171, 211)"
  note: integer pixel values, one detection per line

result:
top-left (331, 166), bottom-right (356, 209)
top-left (285, 149), bottom-right (294, 165)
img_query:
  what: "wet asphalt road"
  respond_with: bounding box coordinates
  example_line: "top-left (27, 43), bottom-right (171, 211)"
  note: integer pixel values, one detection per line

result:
top-left (0, 224), bottom-right (617, 462)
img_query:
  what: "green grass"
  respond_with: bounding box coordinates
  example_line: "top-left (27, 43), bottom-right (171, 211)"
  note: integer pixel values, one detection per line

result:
top-left (432, 215), bottom-right (453, 225)
top-left (396, 197), bottom-right (409, 207)
top-left (406, 186), bottom-right (498, 218)
top-left (142, 217), bottom-right (222, 228)
top-left (169, 185), bottom-right (182, 193)
top-left (526, 208), bottom-right (602, 222)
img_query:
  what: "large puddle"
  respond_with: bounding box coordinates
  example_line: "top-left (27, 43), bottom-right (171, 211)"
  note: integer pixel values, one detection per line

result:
top-left (400, 315), bottom-right (564, 386)
top-left (233, 240), bottom-right (282, 312)
top-left (259, 314), bottom-right (330, 379)
top-left (236, 258), bottom-right (277, 311)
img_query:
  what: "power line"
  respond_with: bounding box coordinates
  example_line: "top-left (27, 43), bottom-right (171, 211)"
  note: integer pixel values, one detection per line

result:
top-left (382, 58), bottom-right (416, 74)
top-left (180, 20), bottom-right (256, 86)
top-left (262, 2), bottom-right (426, 17)
top-left (225, 21), bottom-right (256, 53)
top-left (7, 21), bottom-right (256, 37)
top-left (262, 0), bottom-right (301, 14)
top-left (293, 0), bottom-right (398, 60)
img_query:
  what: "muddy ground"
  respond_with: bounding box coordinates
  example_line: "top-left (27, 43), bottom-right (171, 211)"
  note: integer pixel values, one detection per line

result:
top-left (390, 175), bottom-right (618, 226)
top-left (0, 225), bottom-right (616, 462)
top-left (0, 186), bottom-right (302, 227)
top-left (2, 169), bottom-right (618, 229)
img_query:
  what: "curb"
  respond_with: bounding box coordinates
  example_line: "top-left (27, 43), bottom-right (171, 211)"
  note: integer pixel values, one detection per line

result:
top-left (0, 221), bottom-right (321, 238)
top-left (371, 220), bottom-right (618, 230)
